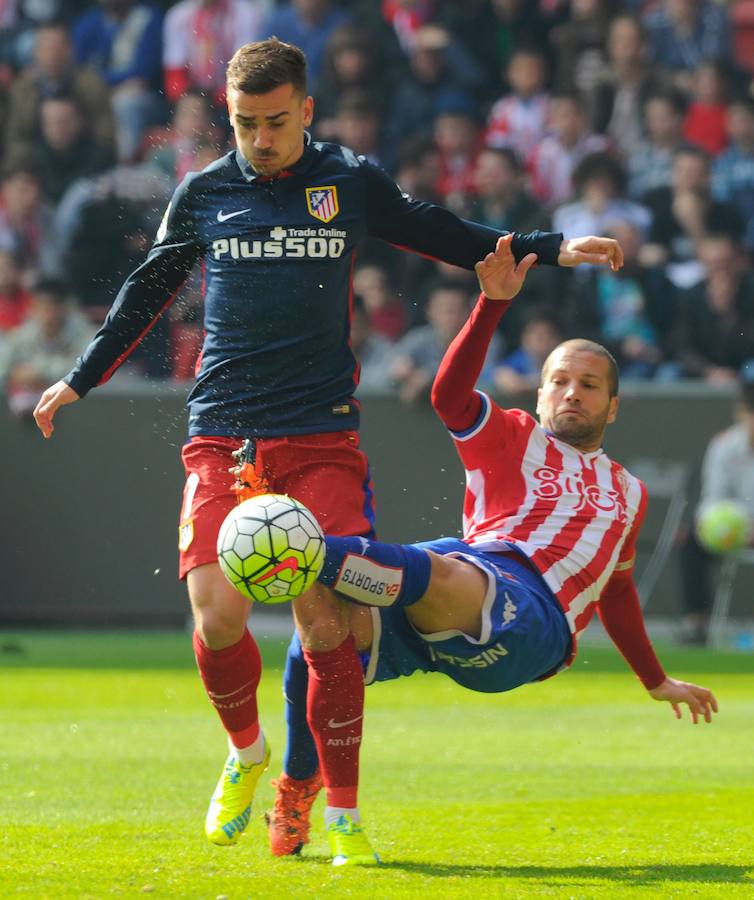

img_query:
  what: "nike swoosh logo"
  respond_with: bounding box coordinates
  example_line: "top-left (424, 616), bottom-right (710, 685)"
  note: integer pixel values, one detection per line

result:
top-left (251, 556), bottom-right (299, 584)
top-left (207, 679), bottom-right (256, 700)
top-left (327, 715), bottom-right (363, 729)
top-left (217, 208), bottom-right (252, 222)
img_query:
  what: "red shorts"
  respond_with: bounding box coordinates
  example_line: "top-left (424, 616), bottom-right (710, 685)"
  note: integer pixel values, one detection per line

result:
top-left (178, 431), bottom-right (375, 579)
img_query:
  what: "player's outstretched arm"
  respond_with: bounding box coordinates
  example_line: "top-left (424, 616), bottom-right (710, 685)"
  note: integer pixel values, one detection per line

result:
top-left (474, 233), bottom-right (538, 300)
top-left (648, 677), bottom-right (718, 725)
top-left (557, 236), bottom-right (624, 271)
top-left (431, 234), bottom-right (533, 430)
top-left (33, 380), bottom-right (80, 439)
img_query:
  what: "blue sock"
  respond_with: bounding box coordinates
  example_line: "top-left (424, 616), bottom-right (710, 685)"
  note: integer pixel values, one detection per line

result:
top-left (318, 535), bottom-right (432, 608)
top-left (282, 632), bottom-right (319, 781)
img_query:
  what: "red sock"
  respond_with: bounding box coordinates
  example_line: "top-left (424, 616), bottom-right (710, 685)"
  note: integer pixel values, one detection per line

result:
top-left (303, 634), bottom-right (363, 808)
top-left (193, 629), bottom-right (262, 749)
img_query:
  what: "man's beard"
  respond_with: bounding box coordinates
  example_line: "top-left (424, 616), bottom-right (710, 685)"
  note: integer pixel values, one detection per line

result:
top-left (550, 410), bottom-right (608, 449)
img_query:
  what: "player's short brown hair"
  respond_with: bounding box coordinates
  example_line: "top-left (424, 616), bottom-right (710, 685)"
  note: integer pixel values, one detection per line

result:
top-left (541, 339), bottom-right (620, 398)
top-left (226, 38), bottom-right (307, 97)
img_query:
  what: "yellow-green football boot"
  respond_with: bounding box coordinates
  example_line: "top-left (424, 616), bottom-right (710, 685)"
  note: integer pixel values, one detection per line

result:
top-left (326, 814), bottom-right (380, 867)
top-left (205, 743), bottom-right (271, 845)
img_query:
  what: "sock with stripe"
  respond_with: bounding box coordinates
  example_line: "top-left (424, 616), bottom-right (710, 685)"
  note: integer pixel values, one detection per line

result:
top-left (193, 628), bottom-right (262, 750)
top-left (304, 634), bottom-right (363, 808)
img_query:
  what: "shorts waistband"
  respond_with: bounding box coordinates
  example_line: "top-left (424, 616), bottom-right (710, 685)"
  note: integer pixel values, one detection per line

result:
top-left (489, 548), bottom-right (542, 579)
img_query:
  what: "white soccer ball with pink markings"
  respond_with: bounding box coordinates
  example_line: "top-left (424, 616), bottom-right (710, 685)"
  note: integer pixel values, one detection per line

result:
top-left (217, 494), bottom-right (325, 604)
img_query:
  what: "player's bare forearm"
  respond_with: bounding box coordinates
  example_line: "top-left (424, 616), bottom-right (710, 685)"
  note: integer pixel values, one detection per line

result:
top-left (648, 676), bottom-right (718, 724)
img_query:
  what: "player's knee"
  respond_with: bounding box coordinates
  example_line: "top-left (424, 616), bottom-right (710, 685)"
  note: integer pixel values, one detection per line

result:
top-left (294, 584), bottom-right (350, 651)
top-left (187, 564), bottom-right (248, 649)
top-left (193, 607), bottom-right (246, 649)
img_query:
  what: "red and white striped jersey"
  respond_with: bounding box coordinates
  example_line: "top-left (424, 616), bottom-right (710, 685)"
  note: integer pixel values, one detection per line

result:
top-left (484, 93), bottom-right (551, 163)
top-left (452, 393), bottom-right (647, 641)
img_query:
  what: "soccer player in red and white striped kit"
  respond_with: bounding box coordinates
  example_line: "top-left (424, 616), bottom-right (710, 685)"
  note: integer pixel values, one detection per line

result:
top-left (273, 233), bottom-right (718, 863)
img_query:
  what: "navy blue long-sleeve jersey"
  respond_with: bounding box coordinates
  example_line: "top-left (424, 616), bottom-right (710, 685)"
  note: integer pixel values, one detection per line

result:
top-left (65, 140), bottom-right (563, 438)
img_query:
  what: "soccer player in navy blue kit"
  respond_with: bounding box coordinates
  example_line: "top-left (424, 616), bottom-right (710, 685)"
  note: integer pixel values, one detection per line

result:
top-left (33, 38), bottom-right (624, 863)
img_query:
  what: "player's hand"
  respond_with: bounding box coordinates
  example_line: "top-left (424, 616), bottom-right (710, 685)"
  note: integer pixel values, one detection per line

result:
top-left (475, 234), bottom-right (538, 300)
top-left (557, 236), bottom-right (624, 271)
top-left (648, 676), bottom-right (718, 724)
top-left (33, 380), bottom-right (80, 439)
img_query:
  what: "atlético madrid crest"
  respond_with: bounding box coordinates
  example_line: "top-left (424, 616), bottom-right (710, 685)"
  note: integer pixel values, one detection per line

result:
top-left (305, 186), bottom-right (339, 223)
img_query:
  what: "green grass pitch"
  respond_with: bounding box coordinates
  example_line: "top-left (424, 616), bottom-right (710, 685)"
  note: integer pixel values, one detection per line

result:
top-left (1, 631), bottom-right (753, 899)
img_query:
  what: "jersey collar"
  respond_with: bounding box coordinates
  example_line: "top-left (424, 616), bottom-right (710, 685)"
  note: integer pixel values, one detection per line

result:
top-left (544, 429), bottom-right (604, 459)
top-left (235, 132), bottom-right (316, 183)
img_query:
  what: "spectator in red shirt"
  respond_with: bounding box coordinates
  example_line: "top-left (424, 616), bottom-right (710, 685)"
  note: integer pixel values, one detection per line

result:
top-left (352, 263), bottom-right (408, 342)
top-left (433, 102), bottom-right (483, 210)
top-left (0, 250), bottom-right (31, 333)
top-left (163, 0), bottom-right (270, 107)
top-left (485, 46), bottom-right (551, 164)
top-left (380, 0), bottom-right (435, 55)
top-left (529, 92), bottom-right (610, 208)
top-left (683, 60), bottom-right (731, 158)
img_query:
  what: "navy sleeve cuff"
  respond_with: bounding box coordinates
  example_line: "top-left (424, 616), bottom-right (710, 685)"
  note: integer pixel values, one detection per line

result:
top-left (64, 370), bottom-right (95, 399)
top-left (511, 230), bottom-right (563, 267)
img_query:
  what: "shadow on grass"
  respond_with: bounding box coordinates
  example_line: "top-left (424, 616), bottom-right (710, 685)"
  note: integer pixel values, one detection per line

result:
top-left (384, 861), bottom-right (754, 885)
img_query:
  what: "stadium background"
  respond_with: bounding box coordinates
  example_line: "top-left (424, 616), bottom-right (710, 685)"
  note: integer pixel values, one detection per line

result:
top-left (1, 380), bottom-right (753, 627)
top-left (1, 0), bottom-right (754, 636)
top-left (3, 5), bottom-right (754, 898)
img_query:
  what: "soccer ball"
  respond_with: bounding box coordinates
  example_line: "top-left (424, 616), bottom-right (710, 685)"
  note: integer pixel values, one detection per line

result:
top-left (696, 500), bottom-right (751, 555)
top-left (217, 494), bottom-right (325, 604)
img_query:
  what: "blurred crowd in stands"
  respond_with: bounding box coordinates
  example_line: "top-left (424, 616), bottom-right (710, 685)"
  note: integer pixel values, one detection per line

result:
top-left (1, 0), bottom-right (754, 411)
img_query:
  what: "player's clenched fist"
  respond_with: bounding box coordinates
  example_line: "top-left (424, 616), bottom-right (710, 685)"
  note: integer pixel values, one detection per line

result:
top-left (33, 380), bottom-right (80, 439)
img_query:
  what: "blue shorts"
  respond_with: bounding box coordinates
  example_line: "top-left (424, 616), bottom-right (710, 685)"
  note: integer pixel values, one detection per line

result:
top-left (361, 538), bottom-right (571, 694)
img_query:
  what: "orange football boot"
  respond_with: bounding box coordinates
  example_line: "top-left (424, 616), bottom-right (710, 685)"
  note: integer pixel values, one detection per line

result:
top-left (266, 770), bottom-right (323, 856)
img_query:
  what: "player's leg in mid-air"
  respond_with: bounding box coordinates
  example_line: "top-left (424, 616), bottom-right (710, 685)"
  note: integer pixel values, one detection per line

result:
top-left (318, 534), bottom-right (572, 692)
top-left (264, 431), bottom-right (380, 866)
top-left (274, 535), bottom-right (572, 859)
top-left (267, 537), bottom-right (490, 862)
top-left (180, 437), bottom-right (272, 846)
